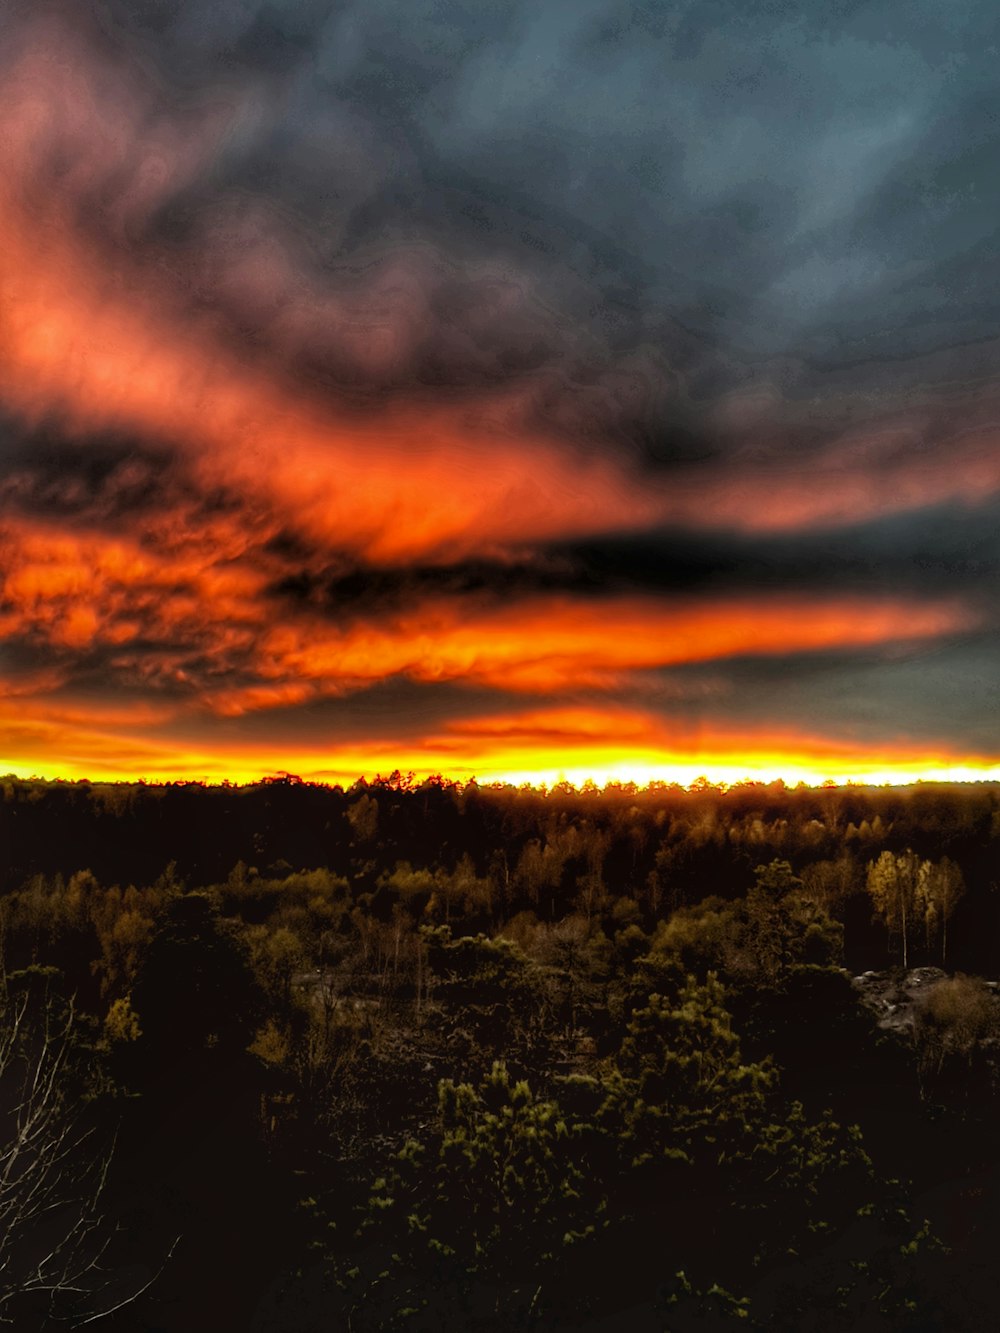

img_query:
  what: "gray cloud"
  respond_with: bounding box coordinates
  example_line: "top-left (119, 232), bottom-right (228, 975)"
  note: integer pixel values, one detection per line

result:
top-left (641, 632), bottom-right (1000, 753)
top-left (67, 0), bottom-right (997, 464)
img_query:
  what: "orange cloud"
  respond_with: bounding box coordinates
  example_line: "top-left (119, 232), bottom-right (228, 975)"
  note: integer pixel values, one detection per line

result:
top-left (252, 591), bottom-right (975, 701)
top-left (2, 15), bottom-right (999, 581)
top-left (0, 509), bottom-right (976, 710)
top-left (0, 521), bottom-right (263, 669)
top-left (425, 704), bottom-right (998, 782)
top-left (3, 698), bottom-right (998, 790)
top-left (0, 25), bottom-right (663, 567)
top-left (352, 706), bottom-right (1000, 791)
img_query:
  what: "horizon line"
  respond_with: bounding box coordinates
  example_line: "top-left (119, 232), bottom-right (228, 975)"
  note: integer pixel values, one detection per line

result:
top-left (4, 767), bottom-right (1000, 796)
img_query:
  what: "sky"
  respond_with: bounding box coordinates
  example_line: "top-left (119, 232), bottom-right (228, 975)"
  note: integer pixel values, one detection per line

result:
top-left (1, 0), bottom-right (999, 787)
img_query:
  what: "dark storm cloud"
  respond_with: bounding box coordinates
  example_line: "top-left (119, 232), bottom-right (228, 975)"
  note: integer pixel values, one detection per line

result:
top-left (15, 0), bottom-right (1000, 472)
top-left (256, 496), bottom-right (1000, 624)
top-left (557, 501), bottom-right (1000, 604)
top-left (264, 552), bottom-right (584, 617)
top-left (94, 0), bottom-right (1000, 393)
top-left (0, 426), bottom-right (183, 523)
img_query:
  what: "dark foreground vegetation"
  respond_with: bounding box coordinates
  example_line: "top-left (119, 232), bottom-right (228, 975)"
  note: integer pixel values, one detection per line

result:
top-left (2, 772), bottom-right (1000, 1330)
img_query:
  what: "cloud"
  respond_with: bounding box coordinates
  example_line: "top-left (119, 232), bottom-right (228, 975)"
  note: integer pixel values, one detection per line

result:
top-left (6, 4), bottom-right (1000, 542)
top-left (247, 590), bottom-right (977, 700)
top-left (0, 497), bottom-right (976, 708)
top-left (0, 19), bottom-right (671, 566)
top-left (0, 1), bottom-right (998, 782)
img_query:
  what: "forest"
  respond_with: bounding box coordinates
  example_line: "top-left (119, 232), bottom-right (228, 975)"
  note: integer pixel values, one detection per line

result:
top-left (2, 772), bottom-right (1000, 1330)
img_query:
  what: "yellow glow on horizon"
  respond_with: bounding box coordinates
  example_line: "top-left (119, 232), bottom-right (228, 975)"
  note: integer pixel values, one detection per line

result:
top-left (4, 746), bottom-right (1000, 791)
top-left (3, 695), bottom-right (997, 791)
top-left (487, 761), bottom-right (1000, 790)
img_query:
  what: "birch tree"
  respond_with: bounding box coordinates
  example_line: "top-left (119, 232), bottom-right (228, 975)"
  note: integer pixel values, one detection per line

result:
top-left (917, 857), bottom-right (966, 964)
top-left (866, 849), bottom-right (923, 969)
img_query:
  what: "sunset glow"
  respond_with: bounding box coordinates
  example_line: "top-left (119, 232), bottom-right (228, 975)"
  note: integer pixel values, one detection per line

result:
top-left (1, 4), bottom-right (998, 790)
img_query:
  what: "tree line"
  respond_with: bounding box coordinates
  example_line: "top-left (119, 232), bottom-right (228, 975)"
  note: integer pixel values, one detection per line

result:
top-left (1, 776), bottom-right (1000, 1327)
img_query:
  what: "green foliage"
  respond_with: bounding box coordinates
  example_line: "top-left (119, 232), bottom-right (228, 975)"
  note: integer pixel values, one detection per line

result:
top-left (338, 1061), bottom-right (604, 1328)
top-left (332, 972), bottom-right (908, 1330)
top-left (648, 896), bottom-right (739, 976)
top-left (646, 866), bottom-right (842, 989)
top-left (3, 780), bottom-right (995, 1329)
